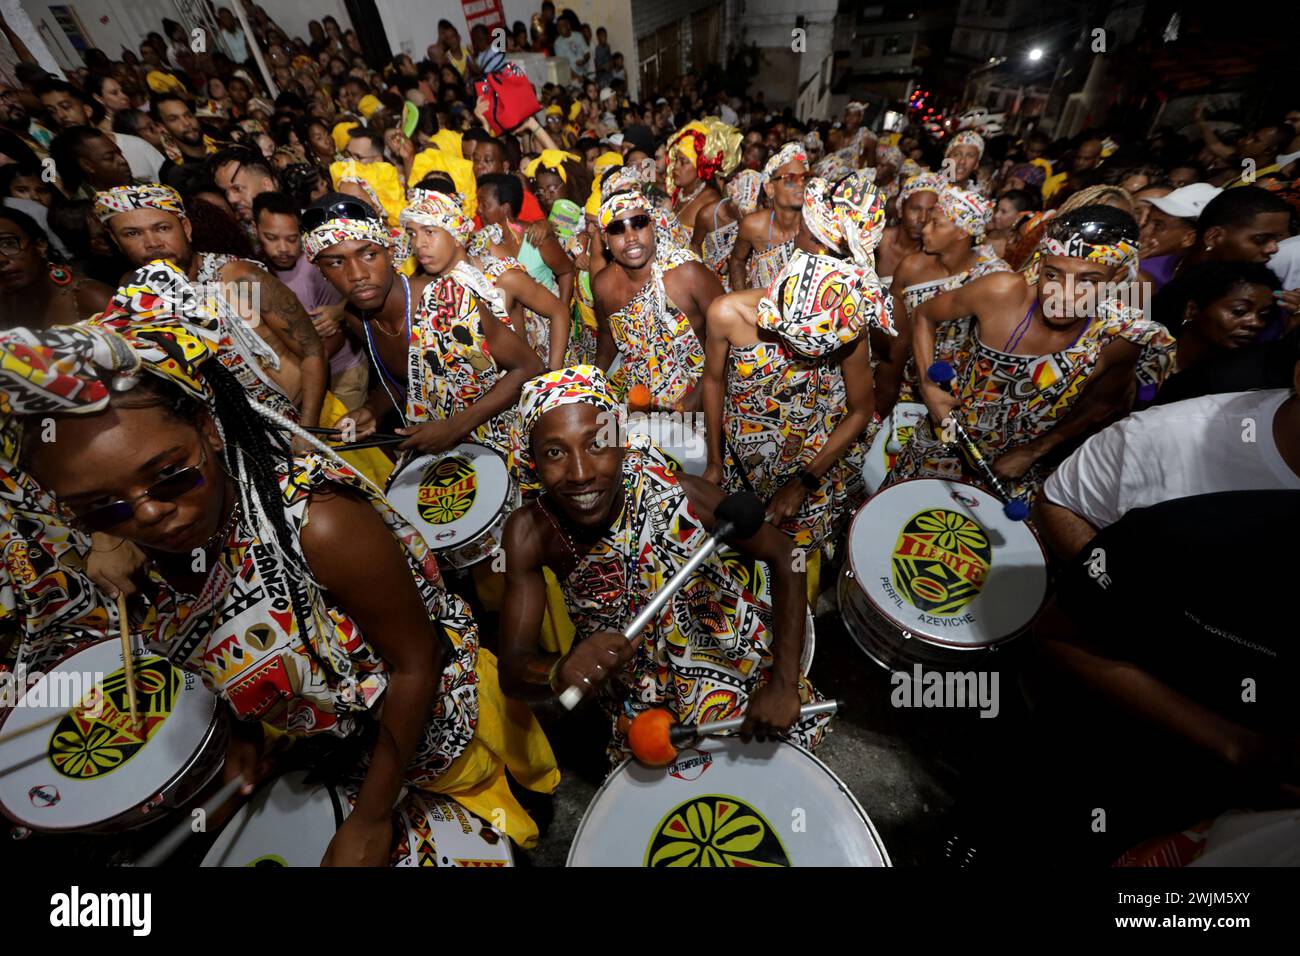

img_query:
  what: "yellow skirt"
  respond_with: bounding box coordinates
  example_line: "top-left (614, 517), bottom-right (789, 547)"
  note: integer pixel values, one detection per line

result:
top-left (319, 391), bottom-right (395, 488)
top-left (415, 646), bottom-right (559, 849)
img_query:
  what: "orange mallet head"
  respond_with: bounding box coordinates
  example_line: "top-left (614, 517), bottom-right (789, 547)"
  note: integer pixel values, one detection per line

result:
top-left (627, 708), bottom-right (680, 766)
top-left (627, 384), bottom-right (652, 412)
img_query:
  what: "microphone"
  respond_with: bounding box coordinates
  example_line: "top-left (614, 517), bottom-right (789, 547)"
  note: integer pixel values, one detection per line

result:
top-left (558, 491), bottom-right (766, 710)
top-left (926, 362), bottom-right (1030, 522)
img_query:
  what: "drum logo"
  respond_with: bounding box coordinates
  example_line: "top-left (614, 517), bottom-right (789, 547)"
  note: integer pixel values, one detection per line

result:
top-left (891, 509), bottom-right (992, 615)
top-left (417, 456), bottom-right (478, 525)
top-left (646, 794), bottom-right (790, 867)
top-left (47, 658), bottom-right (180, 780)
top-left (28, 785), bottom-right (60, 808)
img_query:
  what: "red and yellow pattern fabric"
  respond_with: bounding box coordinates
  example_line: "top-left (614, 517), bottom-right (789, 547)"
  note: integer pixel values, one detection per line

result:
top-left (93, 183), bottom-right (187, 223)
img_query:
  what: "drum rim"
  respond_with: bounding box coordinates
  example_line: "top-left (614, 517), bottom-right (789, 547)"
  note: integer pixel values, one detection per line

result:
top-left (0, 640), bottom-right (222, 832)
top-left (565, 736), bottom-right (891, 867)
top-left (387, 442), bottom-right (514, 550)
top-left (845, 476), bottom-right (1049, 649)
top-left (201, 769), bottom-right (346, 866)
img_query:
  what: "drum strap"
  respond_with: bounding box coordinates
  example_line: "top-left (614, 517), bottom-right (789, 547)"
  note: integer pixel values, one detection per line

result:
top-left (721, 431), bottom-right (758, 496)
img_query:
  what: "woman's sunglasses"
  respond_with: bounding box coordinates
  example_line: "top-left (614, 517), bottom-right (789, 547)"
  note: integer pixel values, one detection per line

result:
top-left (605, 213), bottom-right (652, 235)
top-left (300, 199), bottom-right (380, 233)
top-left (69, 448), bottom-right (208, 533)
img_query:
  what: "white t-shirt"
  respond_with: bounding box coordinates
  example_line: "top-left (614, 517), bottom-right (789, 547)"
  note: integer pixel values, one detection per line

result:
top-left (113, 132), bottom-right (164, 182)
top-left (554, 34), bottom-right (590, 77)
top-left (1043, 388), bottom-right (1300, 529)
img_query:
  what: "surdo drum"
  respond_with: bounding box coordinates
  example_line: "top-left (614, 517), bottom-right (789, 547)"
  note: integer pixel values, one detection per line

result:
top-left (0, 639), bottom-right (224, 832)
top-left (386, 442), bottom-right (519, 569)
top-left (202, 770), bottom-right (514, 867)
top-left (626, 413), bottom-right (708, 477)
top-left (567, 737), bottom-right (890, 866)
top-left (838, 478), bottom-right (1048, 670)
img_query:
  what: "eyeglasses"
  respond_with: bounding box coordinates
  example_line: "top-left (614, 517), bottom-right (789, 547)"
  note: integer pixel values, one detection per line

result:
top-left (69, 447), bottom-right (208, 532)
top-left (300, 199), bottom-right (380, 233)
top-left (0, 236), bottom-right (28, 258)
top-left (604, 213), bottom-right (651, 235)
top-left (777, 172), bottom-right (810, 187)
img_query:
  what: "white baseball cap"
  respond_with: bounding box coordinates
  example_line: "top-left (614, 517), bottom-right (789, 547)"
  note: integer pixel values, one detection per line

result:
top-left (599, 87), bottom-right (615, 101)
top-left (1146, 183), bottom-right (1223, 220)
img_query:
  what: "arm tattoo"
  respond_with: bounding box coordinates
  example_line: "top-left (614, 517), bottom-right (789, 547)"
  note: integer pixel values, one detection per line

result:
top-left (254, 270), bottom-right (324, 358)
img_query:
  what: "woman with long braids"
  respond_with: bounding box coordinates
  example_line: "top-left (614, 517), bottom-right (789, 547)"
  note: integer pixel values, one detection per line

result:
top-left (0, 311), bottom-right (559, 865)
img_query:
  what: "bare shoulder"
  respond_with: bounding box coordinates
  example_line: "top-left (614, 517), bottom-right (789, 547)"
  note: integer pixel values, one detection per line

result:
top-left (503, 501), bottom-right (548, 568)
top-left (737, 208), bottom-right (770, 240)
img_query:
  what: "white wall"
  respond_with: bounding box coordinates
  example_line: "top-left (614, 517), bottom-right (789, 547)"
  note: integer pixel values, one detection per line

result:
top-left (730, 0), bottom-right (837, 112)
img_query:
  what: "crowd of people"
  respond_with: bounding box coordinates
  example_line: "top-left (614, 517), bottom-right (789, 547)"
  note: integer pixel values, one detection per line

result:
top-left (0, 0), bottom-right (1296, 867)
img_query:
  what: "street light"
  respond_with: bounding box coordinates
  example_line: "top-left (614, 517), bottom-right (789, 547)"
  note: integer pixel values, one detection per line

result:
top-left (1028, 47), bottom-right (1043, 61)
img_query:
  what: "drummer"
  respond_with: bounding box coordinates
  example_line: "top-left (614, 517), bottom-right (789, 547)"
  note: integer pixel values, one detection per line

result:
top-left (701, 170), bottom-right (893, 581)
top-left (875, 181), bottom-right (1009, 414)
top-left (890, 205), bottom-right (1177, 503)
top-left (0, 317), bottom-right (560, 862)
top-left (498, 366), bottom-right (831, 764)
top-left (305, 191), bottom-right (542, 461)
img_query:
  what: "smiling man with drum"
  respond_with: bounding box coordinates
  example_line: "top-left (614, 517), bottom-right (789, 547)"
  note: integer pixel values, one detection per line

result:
top-left (498, 366), bottom-right (830, 764)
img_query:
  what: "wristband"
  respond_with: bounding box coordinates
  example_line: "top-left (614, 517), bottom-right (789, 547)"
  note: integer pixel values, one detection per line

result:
top-left (547, 656), bottom-right (563, 693)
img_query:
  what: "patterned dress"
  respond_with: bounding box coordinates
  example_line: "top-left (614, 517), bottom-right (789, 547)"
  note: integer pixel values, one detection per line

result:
top-left (475, 253), bottom-right (552, 367)
top-left (747, 234), bottom-right (795, 292)
top-left (895, 244), bottom-right (1010, 405)
top-left (606, 248), bottom-right (706, 408)
top-left (889, 301), bottom-right (1177, 502)
top-left (407, 264), bottom-right (517, 459)
top-left (722, 338), bottom-right (862, 552)
top-left (554, 443), bottom-right (830, 765)
top-left (701, 202), bottom-right (740, 292)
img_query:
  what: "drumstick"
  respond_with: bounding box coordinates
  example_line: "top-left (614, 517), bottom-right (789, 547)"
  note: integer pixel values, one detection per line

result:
top-left (130, 774), bottom-right (246, 868)
top-left (884, 408), bottom-right (903, 455)
top-left (333, 435), bottom-right (408, 452)
top-left (302, 425), bottom-right (407, 442)
top-left (628, 700), bottom-right (840, 766)
top-left (116, 592), bottom-right (141, 729)
top-left (0, 708), bottom-right (67, 746)
top-left (925, 362), bottom-right (1030, 522)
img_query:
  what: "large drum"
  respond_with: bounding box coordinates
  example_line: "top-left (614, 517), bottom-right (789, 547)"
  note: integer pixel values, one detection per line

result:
top-left (0, 639), bottom-right (224, 832)
top-left (568, 737), bottom-right (890, 866)
top-left (863, 402), bottom-right (927, 494)
top-left (626, 412), bottom-right (707, 476)
top-left (839, 478), bottom-right (1048, 670)
top-left (386, 442), bottom-right (519, 569)
top-left (202, 770), bottom-right (514, 867)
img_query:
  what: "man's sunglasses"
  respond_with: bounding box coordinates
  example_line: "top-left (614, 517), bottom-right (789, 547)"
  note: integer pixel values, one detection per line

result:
top-left (301, 199), bottom-right (380, 233)
top-left (605, 213), bottom-right (652, 235)
top-left (777, 172), bottom-right (810, 187)
top-left (69, 448), bottom-right (208, 533)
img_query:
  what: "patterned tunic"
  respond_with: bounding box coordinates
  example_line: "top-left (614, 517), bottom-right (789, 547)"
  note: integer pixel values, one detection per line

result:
top-left (475, 253), bottom-right (552, 367)
top-left (555, 444), bottom-right (829, 764)
top-left (895, 244), bottom-right (1010, 404)
top-left (747, 235), bottom-right (795, 292)
top-left (139, 456), bottom-right (480, 784)
top-left (722, 338), bottom-right (862, 551)
top-left (407, 264), bottom-right (517, 459)
top-left (889, 302), bottom-right (1177, 502)
top-left (606, 248), bottom-right (706, 408)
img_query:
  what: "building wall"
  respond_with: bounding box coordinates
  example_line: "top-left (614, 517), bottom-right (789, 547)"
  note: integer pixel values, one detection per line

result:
top-left (723, 0), bottom-right (838, 110)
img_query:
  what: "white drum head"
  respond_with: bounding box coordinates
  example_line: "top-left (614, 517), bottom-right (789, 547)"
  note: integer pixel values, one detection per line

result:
top-left (863, 403), bottom-right (927, 493)
top-left (0, 641), bottom-right (218, 831)
top-left (846, 478), bottom-right (1047, 648)
top-left (202, 771), bottom-right (343, 867)
top-left (387, 443), bottom-right (510, 551)
top-left (568, 738), bottom-right (889, 866)
top-left (626, 414), bottom-right (707, 477)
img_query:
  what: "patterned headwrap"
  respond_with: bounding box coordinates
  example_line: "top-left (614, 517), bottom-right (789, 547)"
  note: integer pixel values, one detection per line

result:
top-left (407, 148), bottom-right (477, 218)
top-left (399, 188), bottom-right (473, 241)
top-left (762, 142), bottom-right (807, 186)
top-left (803, 130), bottom-right (823, 157)
top-left (802, 170), bottom-right (888, 265)
top-left (599, 189), bottom-right (647, 230)
top-left (513, 365), bottom-right (627, 491)
top-left (876, 144), bottom-right (904, 169)
top-left (302, 213), bottom-right (394, 262)
top-left (936, 184), bottom-right (993, 240)
top-left (947, 130), bottom-right (985, 160)
top-left (813, 151), bottom-right (855, 182)
top-left (667, 118), bottom-right (742, 185)
top-left (524, 149), bottom-right (582, 182)
top-left (1008, 162), bottom-right (1046, 189)
top-left (1025, 211), bottom-right (1141, 285)
top-left (330, 159), bottom-right (406, 228)
top-left (898, 171), bottom-right (945, 207)
top-left (756, 249), bottom-right (894, 358)
top-left (94, 184), bottom-right (186, 224)
top-left (726, 169), bottom-right (763, 217)
top-left (846, 101), bottom-right (867, 115)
